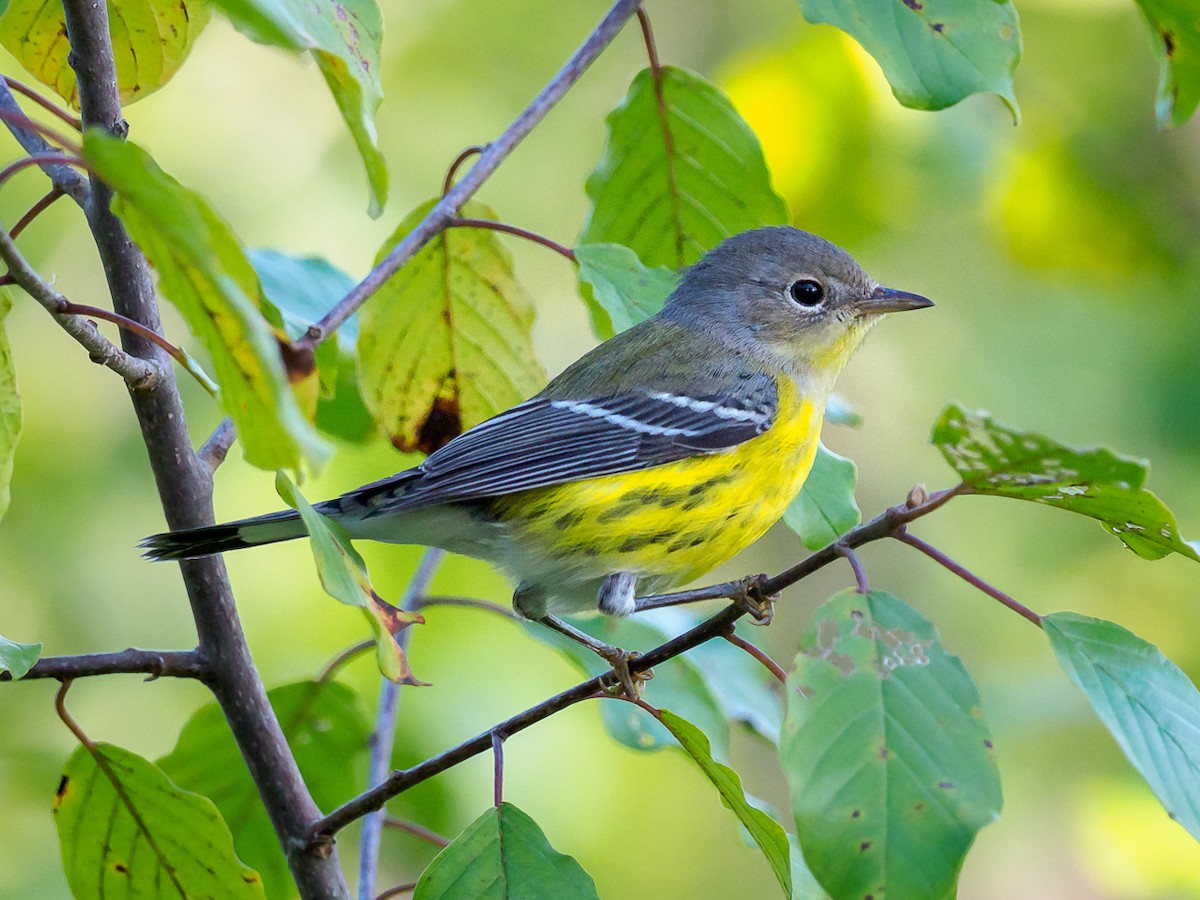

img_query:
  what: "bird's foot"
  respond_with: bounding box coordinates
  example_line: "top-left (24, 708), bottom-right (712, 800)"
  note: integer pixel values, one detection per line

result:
top-left (732, 573), bottom-right (777, 626)
top-left (596, 646), bottom-right (651, 699)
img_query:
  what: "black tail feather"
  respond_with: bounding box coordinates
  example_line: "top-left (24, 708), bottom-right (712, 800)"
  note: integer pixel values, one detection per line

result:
top-left (141, 509), bottom-right (307, 561)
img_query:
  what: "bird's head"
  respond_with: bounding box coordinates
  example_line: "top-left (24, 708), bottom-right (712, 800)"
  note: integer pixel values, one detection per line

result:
top-left (662, 226), bottom-right (933, 386)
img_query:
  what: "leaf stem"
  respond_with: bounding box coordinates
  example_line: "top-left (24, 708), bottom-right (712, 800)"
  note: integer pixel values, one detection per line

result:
top-left (4, 76), bottom-right (83, 131)
top-left (636, 6), bottom-right (684, 267)
top-left (0, 83), bottom-right (90, 205)
top-left (0, 107), bottom-right (81, 153)
top-left (722, 632), bottom-right (787, 684)
top-left (413, 595), bottom-right (523, 621)
top-left (10, 186), bottom-right (65, 239)
top-left (491, 730), bottom-right (505, 807)
top-left (382, 817), bottom-right (450, 848)
top-left (441, 145), bottom-right (486, 197)
top-left (835, 542), bottom-right (870, 593)
top-left (375, 885), bottom-right (416, 900)
top-left (0, 152), bottom-right (87, 188)
top-left (316, 639), bottom-right (376, 686)
top-left (447, 217), bottom-right (576, 262)
top-left (894, 530), bottom-right (1043, 627)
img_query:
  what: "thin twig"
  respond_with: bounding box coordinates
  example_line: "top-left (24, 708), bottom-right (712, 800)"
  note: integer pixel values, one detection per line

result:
top-left (895, 531), bottom-right (1043, 627)
top-left (448, 218), bottom-right (576, 262)
top-left (0, 107), bottom-right (81, 154)
top-left (296, 0), bottom-right (644, 351)
top-left (3, 648), bottom-right (206, 683)
top-left (0, 82), bottom-right (90, 205)
top-left (636, 6), bottom-right (684, 267)
top-left (382, 817), bottom-right (450, 848)
top-left (375, 884), bottom-right (417, 900)
top-left (491, 731), bottom-right (504, 807)
top-left (10, 186), bottom-right (65, 239)
top-left (307, 485), bottom-right (964, 845)
top-left (197, 418), bottom-right (236, 474)
top-left (442, 145), bottom-right (486, 197)
top-left (56, 301), bottom-right (183, 366)
top-left (835, 542), bottom-right (870, 594)
top-left (0, 224), bottom-right (158, 386)
top-left (412, 595), bottom-right (522, 621)
top-left (4, 76), bottom-right (83, 130)
top-left (0, 152), bottom-right (86, 187)
top-left (722, 632), bottom-right (787, 684)
top-left (316, 639), bottom-right (376, 687)
top-left (358, 549), bottom-right (445, 900)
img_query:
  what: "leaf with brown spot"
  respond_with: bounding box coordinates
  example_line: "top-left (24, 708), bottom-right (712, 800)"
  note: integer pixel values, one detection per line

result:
top-left (1130, 0), bottom-right (1200, 127)
top-left (0, 0), bottom-right (210, 107)
top-left (359, 199), bottom-right (545, 455)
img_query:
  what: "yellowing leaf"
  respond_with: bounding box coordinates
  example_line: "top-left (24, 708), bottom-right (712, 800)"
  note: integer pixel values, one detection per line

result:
top-left (359, 200), bottom-right (546, 455)
top-left (0, 0), bottom-right (210, 107)
top-left (1132, 0), bottom-right (1200, 128)
top-left (84, 132), bottom-right (329, 472)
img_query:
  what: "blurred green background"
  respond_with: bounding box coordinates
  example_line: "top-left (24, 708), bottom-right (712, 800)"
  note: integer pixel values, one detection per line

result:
top-left (2, 0), bottom-right (1199, 896)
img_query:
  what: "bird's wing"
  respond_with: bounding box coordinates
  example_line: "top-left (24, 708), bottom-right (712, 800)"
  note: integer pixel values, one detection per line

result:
top-left (340, 376), bottom-right (778, 516)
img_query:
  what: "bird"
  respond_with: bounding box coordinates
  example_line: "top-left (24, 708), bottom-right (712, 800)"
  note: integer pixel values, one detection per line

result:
top-left (143, 226), bottom-right (932, 677)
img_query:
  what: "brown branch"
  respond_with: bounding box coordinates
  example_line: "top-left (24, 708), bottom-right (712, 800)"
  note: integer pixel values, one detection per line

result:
top-left (636, 6), bottom-right (684, 267)
top-left (382, 817), bottom-right (450, 848)
top-left (60, 0), bottom-right (351, 895)
top-left (441, 145), bottom-right (486, 197)
top-left (5, 76), bottom-right (83, 131)
top-left (375, 884), bottom-right (416, 900)
top-left (2, 648), bottom-right (206, 682)
top-left (835, 542), bottom-right (870, 593)
top-left (895, 531), bottom-right (1043, 627)
top-left (10, 186), bottom-right (65, 239)
top-left (0, 223), bottom-right (158, 385)
top-left (722, 632), bottom-right (787, 684)
top-left (295, 0), bottom-right (644, 351)
top-left (306, 484), bottom-right (962, 845)
top-left (448, 217), bottom-right (576, 262)
top-left (413, 595), bottom-right (522, 621)
top-left (0, 152), bottom-right (86, 188)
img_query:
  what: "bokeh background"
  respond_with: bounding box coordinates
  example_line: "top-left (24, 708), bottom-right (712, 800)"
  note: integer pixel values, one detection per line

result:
top-left (2, 0), bottom-right (1200, 896)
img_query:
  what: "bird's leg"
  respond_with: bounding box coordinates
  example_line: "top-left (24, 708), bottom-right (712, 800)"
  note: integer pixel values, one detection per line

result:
top-left (732, 573), bottom-right (777, 625)
top-left (533, 614), bottom-right (646, 699)
top-left (597, 571), bottom-right (637, 617)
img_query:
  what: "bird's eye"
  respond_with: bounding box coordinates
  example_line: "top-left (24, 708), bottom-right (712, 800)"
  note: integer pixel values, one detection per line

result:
top-left (788, 278), bottom-right (825, 307)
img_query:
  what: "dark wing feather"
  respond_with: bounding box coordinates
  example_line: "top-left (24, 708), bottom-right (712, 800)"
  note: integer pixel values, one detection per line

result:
top-left (338, 375), bottom-right (778, 516)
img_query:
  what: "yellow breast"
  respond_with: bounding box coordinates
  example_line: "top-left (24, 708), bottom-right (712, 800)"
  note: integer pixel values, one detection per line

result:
top-left (492, 376), bottom-right (822, 588)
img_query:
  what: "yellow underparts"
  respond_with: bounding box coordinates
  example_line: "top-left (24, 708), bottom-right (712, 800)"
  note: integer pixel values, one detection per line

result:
top-left (491, 377), bottom-right (822, 589)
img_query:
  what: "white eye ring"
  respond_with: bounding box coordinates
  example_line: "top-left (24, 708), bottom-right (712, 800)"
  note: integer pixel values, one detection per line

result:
top-left (788, 278), bottom-right (825, 307)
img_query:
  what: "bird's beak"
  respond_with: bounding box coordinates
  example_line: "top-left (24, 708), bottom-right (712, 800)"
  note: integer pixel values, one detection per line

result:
top-left (857, 286), bottom-right (935, 315)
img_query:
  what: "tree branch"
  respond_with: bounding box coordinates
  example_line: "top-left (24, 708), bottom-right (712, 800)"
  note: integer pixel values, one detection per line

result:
top-left (1, 648), bottom-right (206, 682)
top-left (295, 0), bottom-right (644, 351)
top-left (306, 484), bottom-right (962, 845)
top-left (59, 0), bottom-right (351, 895)
top-left (0, 83), bottom-right (90, 206)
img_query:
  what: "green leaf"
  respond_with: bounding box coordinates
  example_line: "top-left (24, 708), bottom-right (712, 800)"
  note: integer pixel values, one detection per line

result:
top-left (84, 132), bottom-right (329, 473)
top-left (579, 66), bottom-right (789, 271)
top-left (659, 709), bottom-right (793, 898)
top-left (159, 680), bottom-right (369, 900)
top-left (359, 199), bottom-right (546, 455)
top-left (788, 834), bottom-right (831, 900)
top-left (55, 742), bottom-right (265, 899)
top-left (0, 633), bottom-right (40, 679)
top-left (932, 404), bottom-right (1200, 562)
top-left (0, 0), bottom-right (210, 107)
top-left (276, 472), bottom-right (424, 683)
top-left (1132, 0), bottom-right (1200, 127)
top-left (0, 288), bottom-right (20, 523)
top-left (797, 0), bottom-right (1021, 119)
top-left (248, 249), bottom-right (376, 444)
top-left (780, 589), bottom-right (1001, 900)
top-left (206, 0), bottom-right (386, 215)
top-left (574, 242), bottom-right (679, 338)
top-left (782, 444), bottom-right (861, 551)
top-left (1043, 612), bottom-right (1200, 842)
top-left (414, 802), bottom-right (599, 900)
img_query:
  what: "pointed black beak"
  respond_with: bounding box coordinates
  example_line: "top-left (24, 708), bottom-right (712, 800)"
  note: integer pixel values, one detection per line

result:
top-left (858, 286), bottom-right (935, 315)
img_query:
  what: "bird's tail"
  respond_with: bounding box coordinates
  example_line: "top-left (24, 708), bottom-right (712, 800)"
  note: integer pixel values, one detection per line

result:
top-left (140, 509), bottom-right (309, 561)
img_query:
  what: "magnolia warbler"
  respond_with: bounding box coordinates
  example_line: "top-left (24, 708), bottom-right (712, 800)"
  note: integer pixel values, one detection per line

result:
top-left (144, 227), bottom-right (930, 658)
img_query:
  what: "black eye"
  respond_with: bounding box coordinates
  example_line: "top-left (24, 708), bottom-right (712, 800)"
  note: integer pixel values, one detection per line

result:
top-left (788, 279), bottom-right (825, 307)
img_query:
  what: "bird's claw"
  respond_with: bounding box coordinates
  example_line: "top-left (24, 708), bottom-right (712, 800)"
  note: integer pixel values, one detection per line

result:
top-left (597, 648), bottom-right (651, 699)
top-left (733, 574), bottom-right (777, 626)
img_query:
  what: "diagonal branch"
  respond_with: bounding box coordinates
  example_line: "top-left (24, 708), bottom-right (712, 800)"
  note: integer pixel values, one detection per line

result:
top-left (295, 0), bottom-right (644, 351)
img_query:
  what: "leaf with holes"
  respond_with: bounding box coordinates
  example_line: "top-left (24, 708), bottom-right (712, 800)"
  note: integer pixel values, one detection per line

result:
top-left (783, 444), bottom-right (860, 551)
top-left (0, 0), bottom-right (210, 106)
top-left (579, 66), bottom-right (789, 272)
top-left (661, 709), bottom-right (792, 898)
top-left (797, 0), bottom-right (1021, 119)
top-left (359, 199), bottom-right (545, 456)
top-left (414, 802), bottom-right (599, 900)
top-left (1044, 612), bottom-right (1200, 842)
top-left (574, 242), bottom-right (679, 338)
top-left (1132, 0), bottom-right (1200, 127)
top-left (933, 404), bottom-right (1200, 562)
top-left (206, 0), bottom-right (386, 215)
top-left (779, 589), bottom-right (1001, 899)
top-left (0, 288), bottom-right (19, 523)
top-left (84, 132), bottom-right (329, 472)
top-left (159, 680), bottom-right (370, 900)
top-left (249, 249), bottom-right (376, 444)
top-left (54, 742), bottom-right (264, 898)
top-left (276, 472), bottom-right (424, 684)
top-left (0, 633), bottom-right (40, 679)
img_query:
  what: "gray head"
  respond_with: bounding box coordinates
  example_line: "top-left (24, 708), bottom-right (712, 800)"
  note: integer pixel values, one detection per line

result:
top-left (661, 226), bottom-right (932, 377)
